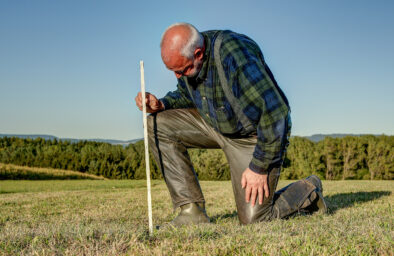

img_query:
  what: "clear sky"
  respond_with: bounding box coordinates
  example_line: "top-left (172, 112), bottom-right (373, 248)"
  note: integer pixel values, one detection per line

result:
top-left (1, 0), bottom-right (393, 140)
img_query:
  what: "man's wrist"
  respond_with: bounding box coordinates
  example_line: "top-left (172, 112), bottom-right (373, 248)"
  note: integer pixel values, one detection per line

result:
top-left (159, 100), bottom-right (165, 111)
top-left (159, 98), bottom-right (171, 110)
top-left (248, 162), bottom-right (269, 175)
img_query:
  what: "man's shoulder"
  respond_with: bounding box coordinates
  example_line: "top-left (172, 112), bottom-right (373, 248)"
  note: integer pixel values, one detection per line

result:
top-left (201, 30), bottom-right (222, 37)
top-left (201, 30), bottom-right (250, 43)
top-left (207, 30), bottom-right (262, 69)
top-left (220, 31), bottom-right (260, 53)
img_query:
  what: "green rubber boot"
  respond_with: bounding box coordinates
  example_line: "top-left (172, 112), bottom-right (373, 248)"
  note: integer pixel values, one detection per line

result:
top-left (304, 175), bottom-right (328, 214)
top-left (157, 203), bottom-right (210, 230)
top-left (167, 202), bottom-right (210, 227)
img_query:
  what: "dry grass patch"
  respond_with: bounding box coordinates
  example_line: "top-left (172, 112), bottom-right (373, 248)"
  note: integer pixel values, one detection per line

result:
top-left (0, 163), bottom-right (104, 180)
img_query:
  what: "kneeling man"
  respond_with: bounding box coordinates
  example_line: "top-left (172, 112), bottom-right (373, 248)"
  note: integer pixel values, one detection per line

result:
top-left (135, 23), bottom-right (327, 226)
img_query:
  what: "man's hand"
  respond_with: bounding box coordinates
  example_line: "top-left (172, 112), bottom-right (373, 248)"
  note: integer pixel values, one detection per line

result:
top-left (135, 92), bottom-right (165, 113)
top-left (241, 168), bottom-right (269, 207)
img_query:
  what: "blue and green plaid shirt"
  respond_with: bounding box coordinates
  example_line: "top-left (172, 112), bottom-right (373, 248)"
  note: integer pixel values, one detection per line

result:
top-left (160, 30), bottom-right (291, 174)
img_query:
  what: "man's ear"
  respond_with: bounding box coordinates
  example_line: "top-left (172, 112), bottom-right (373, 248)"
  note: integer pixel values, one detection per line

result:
top-left (194, 47), bottom-right (204, 61)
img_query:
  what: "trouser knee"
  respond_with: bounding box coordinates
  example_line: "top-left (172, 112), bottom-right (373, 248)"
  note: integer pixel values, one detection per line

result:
top-left (147, 114), bottom-right (155, 138)
top-left (146, 111), bottom-right (175, 140)
top-left (147, 113), bottom-right (166, 143)
top-left (146, 114), bottom-right (160, 164)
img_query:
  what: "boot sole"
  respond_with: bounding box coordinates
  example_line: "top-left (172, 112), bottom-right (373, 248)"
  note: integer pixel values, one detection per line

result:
top-left (315, 190), bottom-right (328, 214)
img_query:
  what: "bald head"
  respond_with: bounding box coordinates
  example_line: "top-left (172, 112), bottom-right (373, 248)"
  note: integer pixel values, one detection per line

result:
top-left (160, 23), bottom-right (204, 65)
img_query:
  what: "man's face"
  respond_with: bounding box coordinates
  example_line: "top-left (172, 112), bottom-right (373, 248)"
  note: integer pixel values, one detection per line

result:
top-left (162, 47), bottom-right (204, 79)
top-left (173, 56), bottom-right (203, 79)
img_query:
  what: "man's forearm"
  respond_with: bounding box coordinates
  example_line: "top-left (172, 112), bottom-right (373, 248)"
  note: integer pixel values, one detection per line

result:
top-left (249, 114), bottom-right (289, 174)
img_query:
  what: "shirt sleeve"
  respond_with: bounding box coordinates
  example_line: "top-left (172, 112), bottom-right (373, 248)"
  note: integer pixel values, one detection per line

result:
top-left (231, 60), bottom-right (290, 174)
top-left (159, 79), bottom-right (195, 109)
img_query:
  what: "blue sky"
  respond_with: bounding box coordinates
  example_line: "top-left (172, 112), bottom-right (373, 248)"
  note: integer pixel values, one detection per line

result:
top-left (1, 0), bottom-right (393, 140)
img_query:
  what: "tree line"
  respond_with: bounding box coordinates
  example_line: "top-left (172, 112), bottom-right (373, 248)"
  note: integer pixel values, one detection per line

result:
top-left (0, 135), bottom-right (392, 180)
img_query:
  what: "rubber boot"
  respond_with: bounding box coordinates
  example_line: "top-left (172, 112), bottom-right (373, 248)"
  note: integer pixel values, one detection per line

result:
top-left (159, 203), bottom-right (210, 229)
top-left (305, 175), bottom-right (323, 193)
top-left (273, 179), bottom-right (317, 218)
top-left (303, 175), bottom-right (327, 214)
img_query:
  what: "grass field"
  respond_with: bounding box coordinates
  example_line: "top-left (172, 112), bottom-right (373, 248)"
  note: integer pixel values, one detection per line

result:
top-left (0, 163), bottom-right (105, 180)
top-left (0, 179), bottom-right (392, 255)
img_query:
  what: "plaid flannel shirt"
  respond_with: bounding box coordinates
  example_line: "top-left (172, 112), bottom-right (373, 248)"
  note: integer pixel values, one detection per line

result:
top-left (160, 30), bottom-right (291, 174)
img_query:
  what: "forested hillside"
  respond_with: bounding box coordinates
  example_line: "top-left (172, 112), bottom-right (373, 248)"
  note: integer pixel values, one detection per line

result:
top-left (0, 135), bottom-right (392, 180)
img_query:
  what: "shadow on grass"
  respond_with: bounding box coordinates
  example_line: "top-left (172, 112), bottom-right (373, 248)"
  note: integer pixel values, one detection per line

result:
top-left (210, 211), bottom-right (238, 223)
top-left (0, 191), bottom-right (13, 194)
top-left (210, 191), bottom-right (391, 221)
top-left (325, 191), bottom-right (391, 214)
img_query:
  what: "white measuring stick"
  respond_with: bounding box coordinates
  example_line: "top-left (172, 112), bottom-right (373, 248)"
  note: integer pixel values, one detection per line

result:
top-left (140, 60), bottom-right (153, 235)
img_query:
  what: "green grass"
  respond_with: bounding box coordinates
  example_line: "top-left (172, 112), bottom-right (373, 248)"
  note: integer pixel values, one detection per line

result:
top-left (0, 180), bottom-right (392, 255)
top-left (0, 163), bottom-right (105, 180)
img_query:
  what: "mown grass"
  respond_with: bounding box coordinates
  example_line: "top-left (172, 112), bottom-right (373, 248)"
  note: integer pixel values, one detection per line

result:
top-left (0, 163), bottom-right (104, 180)
top-left (0, 180), bottom-right (392, 255)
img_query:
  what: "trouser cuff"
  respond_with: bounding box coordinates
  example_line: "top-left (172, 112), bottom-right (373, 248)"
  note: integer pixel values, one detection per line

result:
top-left (173, 199), bottom-right (206, 211)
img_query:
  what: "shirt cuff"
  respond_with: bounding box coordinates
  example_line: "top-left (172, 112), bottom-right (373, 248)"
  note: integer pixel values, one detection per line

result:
top-left (159, 98), bottom-right (171, 110)
top-left (248, 161), bottom-right (269, 175)
top-left (249, 144), bottom-right (273, 174)
top-left (249, 157), bottom-right (283, 175)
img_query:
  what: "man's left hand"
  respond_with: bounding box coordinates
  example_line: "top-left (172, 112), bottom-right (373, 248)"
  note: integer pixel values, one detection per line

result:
top-left (241, 168), bottom-right (269, 207)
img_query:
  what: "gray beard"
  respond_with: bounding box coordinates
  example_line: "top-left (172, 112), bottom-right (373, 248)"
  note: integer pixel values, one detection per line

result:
top-left (186, 60), bottom-right (203, 78)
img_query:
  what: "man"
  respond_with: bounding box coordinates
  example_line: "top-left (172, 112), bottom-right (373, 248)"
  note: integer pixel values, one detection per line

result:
top-left (135, 23), bottom-right (327, 226)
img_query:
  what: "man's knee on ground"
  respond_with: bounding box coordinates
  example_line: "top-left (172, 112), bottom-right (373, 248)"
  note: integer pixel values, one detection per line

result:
top-left (240, 214), bottom-right (274, 225)
top-left (238, 210), bottom-right (259, 225)
top-left (239, 216), bottom-right (253, 225)
top-left (238, 203), bottom-right (275, 225)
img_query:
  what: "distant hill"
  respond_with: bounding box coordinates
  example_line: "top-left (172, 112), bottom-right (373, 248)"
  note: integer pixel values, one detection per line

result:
top-left (1, 133), bottom-right (382, 144)
top-left (0, 134), bottom-right (142, 145)
top-left (303, 133), bottom-right (379, 142)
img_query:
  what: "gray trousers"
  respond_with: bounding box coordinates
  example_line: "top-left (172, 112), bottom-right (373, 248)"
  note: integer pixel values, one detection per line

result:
top-left (147, 109), bottom-right (316, 224)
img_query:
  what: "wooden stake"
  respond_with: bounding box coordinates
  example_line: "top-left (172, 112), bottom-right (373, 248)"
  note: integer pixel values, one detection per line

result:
top-left (140, 60), bottom-right (153, 235)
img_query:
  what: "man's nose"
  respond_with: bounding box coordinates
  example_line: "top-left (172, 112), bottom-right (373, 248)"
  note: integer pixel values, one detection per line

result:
top-left (174, 72), bottom-right (182, 79)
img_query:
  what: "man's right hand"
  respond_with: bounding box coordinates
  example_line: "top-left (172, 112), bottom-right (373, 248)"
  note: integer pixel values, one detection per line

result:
top-left (135, 92), bottom-right (165, 113)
